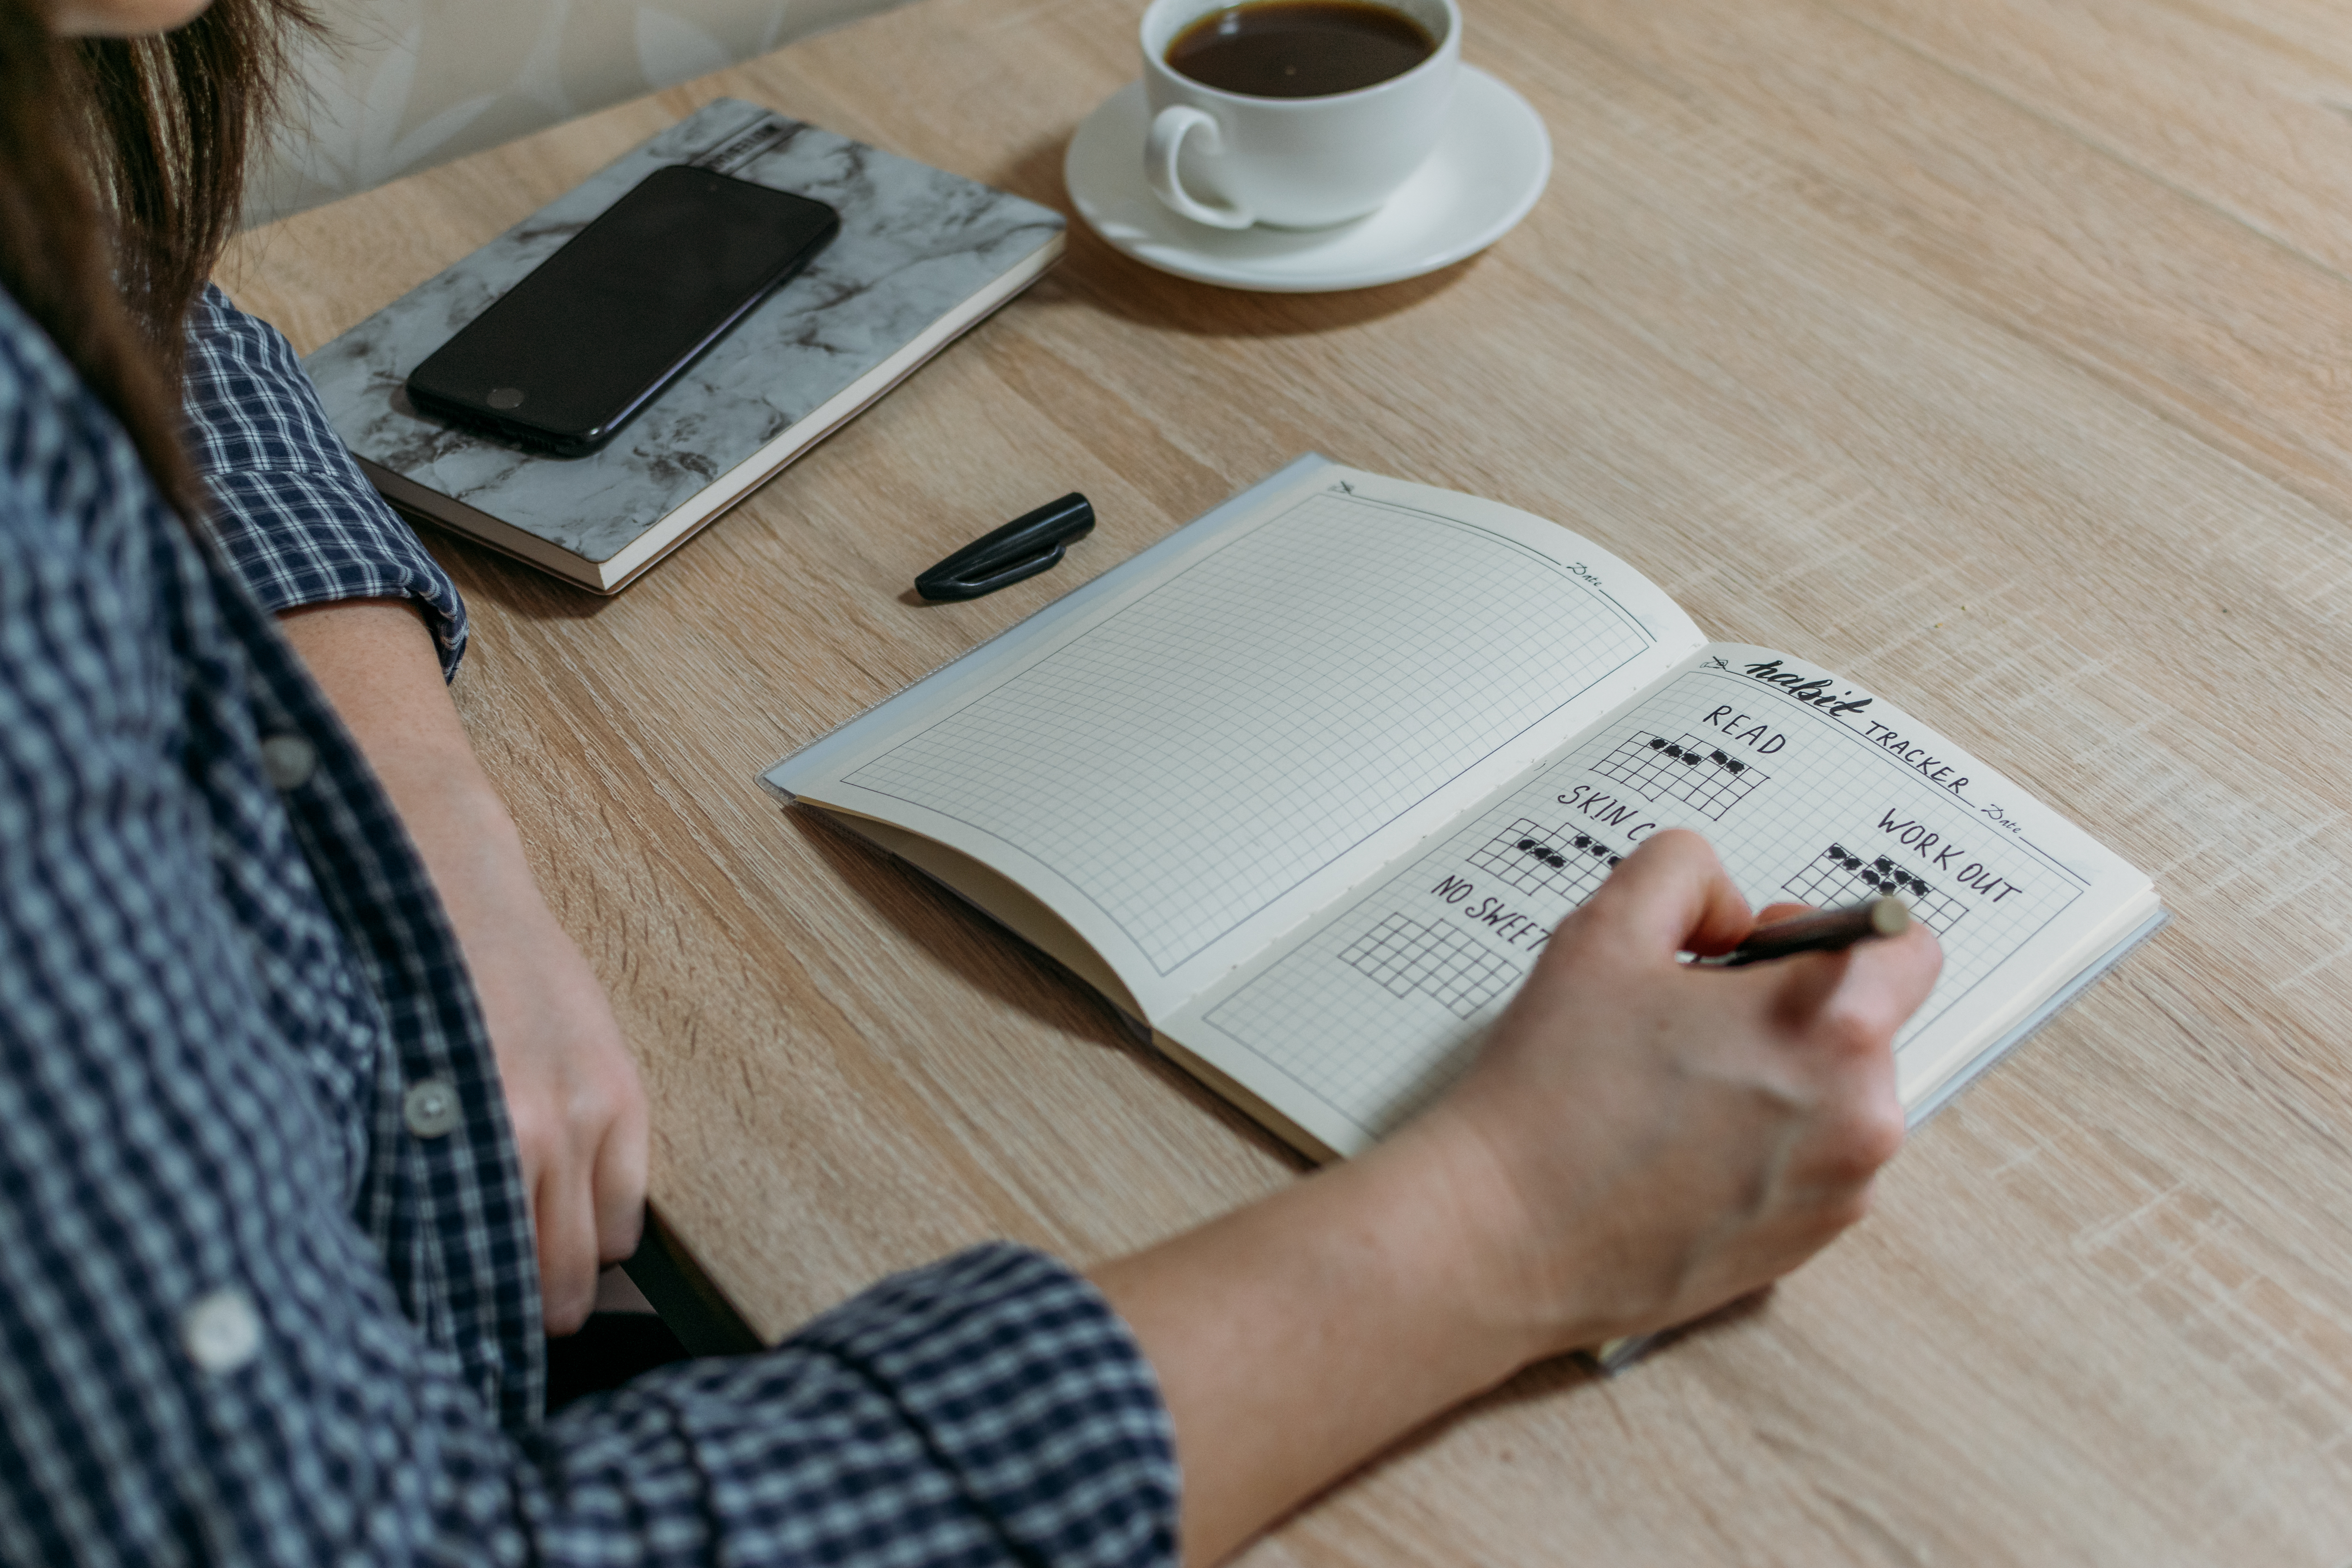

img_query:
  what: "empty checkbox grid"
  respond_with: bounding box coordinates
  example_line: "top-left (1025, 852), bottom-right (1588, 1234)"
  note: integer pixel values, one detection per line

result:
top-left (1336, 914), bottom-right (1518, 1019)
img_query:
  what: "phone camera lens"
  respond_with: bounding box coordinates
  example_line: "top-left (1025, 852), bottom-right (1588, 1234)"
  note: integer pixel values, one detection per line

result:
top-left (487, 387), bottom-right (526, 411)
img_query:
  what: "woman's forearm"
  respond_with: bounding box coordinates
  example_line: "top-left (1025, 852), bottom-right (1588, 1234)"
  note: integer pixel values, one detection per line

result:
top-left (276, 602), bottom-right (524, 894)
top-left (1092, 1123), bottom-right (1541, 1566)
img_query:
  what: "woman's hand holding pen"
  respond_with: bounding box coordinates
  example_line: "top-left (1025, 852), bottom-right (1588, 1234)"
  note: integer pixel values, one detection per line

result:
top-left (1094, 828), bottom-right (1941, 1565)
top-left (1402, 828), bottom-right (1943, 1358)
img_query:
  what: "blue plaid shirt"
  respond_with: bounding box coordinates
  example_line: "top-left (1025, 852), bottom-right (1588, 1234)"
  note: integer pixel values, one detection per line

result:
top-left (0, 284), bottom-right (1179, 1566)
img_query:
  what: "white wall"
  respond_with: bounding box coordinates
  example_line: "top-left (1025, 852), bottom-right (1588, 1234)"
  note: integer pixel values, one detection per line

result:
top-left (250, 0), bottom-right (917, 224)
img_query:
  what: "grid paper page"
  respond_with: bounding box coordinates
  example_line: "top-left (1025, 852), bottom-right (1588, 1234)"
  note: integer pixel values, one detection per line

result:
top-left (1189, 655), bottom-right (2112, 1149)
top-left (842, 488), bottom-right (1657, 974)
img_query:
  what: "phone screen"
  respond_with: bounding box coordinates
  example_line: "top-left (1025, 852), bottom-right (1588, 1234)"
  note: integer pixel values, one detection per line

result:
top-left (406, 164), bottom-right (840, 455)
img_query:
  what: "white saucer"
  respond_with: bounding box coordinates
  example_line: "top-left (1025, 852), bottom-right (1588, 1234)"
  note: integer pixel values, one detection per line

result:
top-left (1063, 67), bottom-right (1550, 293)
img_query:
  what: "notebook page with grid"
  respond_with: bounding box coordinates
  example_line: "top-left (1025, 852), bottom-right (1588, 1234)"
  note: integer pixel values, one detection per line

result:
top-left (1169, 645), bottom-right (2156, 1158)
top-left (767, 460), bottom-right (1705, 1020)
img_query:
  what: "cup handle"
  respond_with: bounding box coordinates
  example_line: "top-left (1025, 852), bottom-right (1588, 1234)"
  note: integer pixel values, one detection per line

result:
top-left (1144, 105), bottom-right (1255, 230)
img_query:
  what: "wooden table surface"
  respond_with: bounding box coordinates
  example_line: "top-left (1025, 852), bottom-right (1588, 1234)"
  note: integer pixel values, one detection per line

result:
top-left (225, 0), bottom-right (2352, 1559)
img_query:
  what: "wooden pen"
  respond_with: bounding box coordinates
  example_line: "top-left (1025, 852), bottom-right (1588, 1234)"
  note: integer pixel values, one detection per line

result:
top-left (1710, 896), bottom-right (1913, 967)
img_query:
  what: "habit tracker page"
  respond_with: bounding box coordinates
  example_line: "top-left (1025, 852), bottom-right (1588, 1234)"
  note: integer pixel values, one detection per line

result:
top-left (1177, 644), bottom-right (2152, 1154)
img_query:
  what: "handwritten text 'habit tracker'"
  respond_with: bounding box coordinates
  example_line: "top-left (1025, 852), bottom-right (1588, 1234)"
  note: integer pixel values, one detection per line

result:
top-left (1740, 659), bottom-right (1974, 796)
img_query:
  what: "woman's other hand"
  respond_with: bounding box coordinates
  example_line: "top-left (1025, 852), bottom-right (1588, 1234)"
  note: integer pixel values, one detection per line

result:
top-left (279, 600), bottom-right (646, 1335)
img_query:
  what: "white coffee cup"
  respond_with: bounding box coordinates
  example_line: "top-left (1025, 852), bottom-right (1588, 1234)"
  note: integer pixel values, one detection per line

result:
top-left (1140, 0), bottom-right (1461, 231)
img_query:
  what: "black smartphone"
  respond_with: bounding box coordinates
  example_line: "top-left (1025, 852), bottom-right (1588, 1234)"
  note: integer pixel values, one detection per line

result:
top-left (406, 164), bottom-right (840, 456)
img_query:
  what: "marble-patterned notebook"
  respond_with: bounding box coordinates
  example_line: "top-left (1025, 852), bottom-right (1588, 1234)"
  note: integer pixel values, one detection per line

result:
top-left (304, 99), bottom-right (1066, 592)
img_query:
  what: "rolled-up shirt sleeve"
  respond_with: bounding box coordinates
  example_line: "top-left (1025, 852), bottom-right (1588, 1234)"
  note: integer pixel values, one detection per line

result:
top-left (533, 1247), bottom-right (1181, 1566)
top-left (182, 284), bottom-right (468, 678)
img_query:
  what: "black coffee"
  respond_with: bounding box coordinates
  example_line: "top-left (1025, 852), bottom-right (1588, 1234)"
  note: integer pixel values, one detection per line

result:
top-left (1165, 0), bottom-right (1437, 99)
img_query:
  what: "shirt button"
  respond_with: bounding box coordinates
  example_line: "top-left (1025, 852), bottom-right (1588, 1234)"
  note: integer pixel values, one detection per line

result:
top-left (257, 733), bottom-right (318, 790)
top-left (402, 1078), bottom-right (461, 1138)
top-left (181, 1288), bottom-right (262, 1373)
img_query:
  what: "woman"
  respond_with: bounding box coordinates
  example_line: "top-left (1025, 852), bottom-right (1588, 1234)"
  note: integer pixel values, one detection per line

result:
top-left (0, 0), bottom-right (1940, 1563)
top-left (12, 0), bottom-right (646, 1341)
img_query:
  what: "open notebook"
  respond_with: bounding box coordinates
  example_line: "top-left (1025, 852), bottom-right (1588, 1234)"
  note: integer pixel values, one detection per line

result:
top-left (763, 456), bottom-right (2163, 1164)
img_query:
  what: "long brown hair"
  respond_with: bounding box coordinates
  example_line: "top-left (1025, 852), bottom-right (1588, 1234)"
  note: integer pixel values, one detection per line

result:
top-left (0, 0), bottom-right (318, 515)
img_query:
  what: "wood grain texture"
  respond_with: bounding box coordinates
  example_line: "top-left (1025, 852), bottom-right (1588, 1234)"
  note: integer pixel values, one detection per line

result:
top-left (220, 0), bottom-right (2352, 1559)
